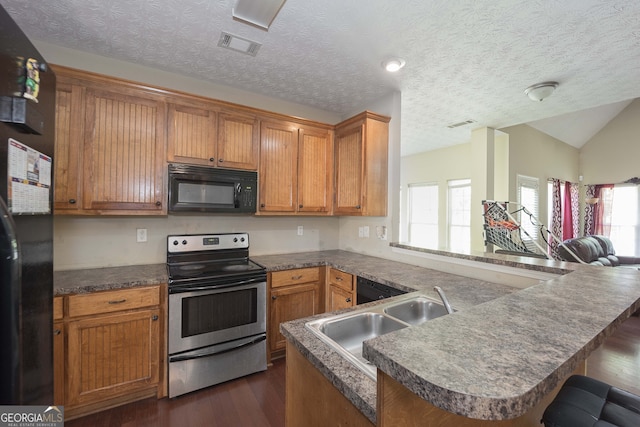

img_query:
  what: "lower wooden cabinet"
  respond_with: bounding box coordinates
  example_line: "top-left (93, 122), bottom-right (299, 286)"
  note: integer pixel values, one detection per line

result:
top-left (326, 268), bottom-right (356, 312)
top-left (54, 285), bottom-right (164, 420)
top-left (268, 268), bottom-right (324, 359)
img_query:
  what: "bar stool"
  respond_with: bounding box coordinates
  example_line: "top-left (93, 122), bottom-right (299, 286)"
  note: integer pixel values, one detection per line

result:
top-left (542, 375), bottom-right (640, 427)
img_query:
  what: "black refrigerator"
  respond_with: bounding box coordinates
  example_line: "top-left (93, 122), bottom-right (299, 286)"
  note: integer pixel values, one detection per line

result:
top-left (0, 4), bottom-right (55, 405)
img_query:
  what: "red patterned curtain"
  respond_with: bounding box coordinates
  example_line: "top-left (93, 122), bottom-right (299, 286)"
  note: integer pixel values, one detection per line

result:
top-left (562, 182), bottom-right (580, 240)
top-left (583, 185), bottom-right (596, 235)
top-left (549, 179), bottom-right (562, 258)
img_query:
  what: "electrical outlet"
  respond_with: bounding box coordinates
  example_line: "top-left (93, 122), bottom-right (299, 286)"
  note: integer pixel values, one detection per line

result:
top-left (376, 226), bottom-right (387, 240)
top-left (136, 228), bottom-right (147, 243)
top-left (358, 227), bottom-right (364, 238)
top-left (363, 226), bottom-right (370, 238)
top-left (297, 226), bottom-right (303, 236)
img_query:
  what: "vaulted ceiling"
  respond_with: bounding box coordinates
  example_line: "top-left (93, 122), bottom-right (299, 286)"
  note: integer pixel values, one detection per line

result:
top-left (3, 0), bottom-right (640, 156)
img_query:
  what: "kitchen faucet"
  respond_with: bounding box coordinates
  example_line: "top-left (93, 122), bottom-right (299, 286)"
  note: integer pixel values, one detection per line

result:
top-left (434, 286), bottom-right (454, 314)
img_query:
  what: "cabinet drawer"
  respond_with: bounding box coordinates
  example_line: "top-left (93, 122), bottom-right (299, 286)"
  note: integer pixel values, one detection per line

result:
top-left (328, 268), bottom-right (353, 291)
top-left (67, 286), bottom-right (160, 318)
top-left (53, 296), bottom-right (64, 320)
top-left (271, 268), bottom-right (320, 288)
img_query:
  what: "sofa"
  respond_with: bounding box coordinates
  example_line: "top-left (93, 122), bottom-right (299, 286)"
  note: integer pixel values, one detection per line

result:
top-left (557, 235), bottom-right (640, 268)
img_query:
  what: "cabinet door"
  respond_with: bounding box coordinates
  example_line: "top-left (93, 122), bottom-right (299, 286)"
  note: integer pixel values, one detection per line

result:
top-left (66, 309), bottom-right (160, 407)
top-left (83, 87), bottom-right (165, 213)
top-left (327, 284), bottom-right (355, 312)
top-left (259, 121), bottom-right (298, 212)
top-left (298, 127), bottom-right (333, 213)
top-left (269, 283), bottom-right (321, 353)
top-left (53, 321), bottom-right (64, 406)
top-left (217, 112), bottom-right (259, 170)
top-left (334, 122), bottom-right (364, 214)
top-left (54, 82), bottom-right (84, 212)
top-left (167, 103), bottom-right (217, 166)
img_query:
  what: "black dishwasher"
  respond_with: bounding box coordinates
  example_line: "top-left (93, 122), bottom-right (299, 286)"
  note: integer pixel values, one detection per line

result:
top-left (356, 277), bottom-right (407, 304)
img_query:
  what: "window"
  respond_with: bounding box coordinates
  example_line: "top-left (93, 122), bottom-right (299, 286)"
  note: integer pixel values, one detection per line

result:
top-left (408, 183), bottom-right (438, 248)
top-left (517, 175), bottom-right (539, 245)
top-left (609, 186), bottom-right (640, 255)
top-left (447, 179), bottom-right (471, 252)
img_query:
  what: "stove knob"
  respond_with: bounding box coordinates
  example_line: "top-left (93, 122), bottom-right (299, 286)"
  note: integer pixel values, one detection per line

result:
top-left (182, 240), bottom-right (187, 245)
top-left (172, 240), bottom-right (179, 246)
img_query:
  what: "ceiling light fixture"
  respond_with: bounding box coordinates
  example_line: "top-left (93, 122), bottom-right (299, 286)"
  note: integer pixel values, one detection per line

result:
top-left (524, 81), bottom-right (559, 102)
top-left (232, 0), bottom-right (287, 30)
top-left (383, 58), bottom-right (406, 72)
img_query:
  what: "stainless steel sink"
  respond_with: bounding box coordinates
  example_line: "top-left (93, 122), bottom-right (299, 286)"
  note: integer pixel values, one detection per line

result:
top-left (305, 292), bottom-right (452, 380)
top-left (383, 297), bottom-right (451, 325)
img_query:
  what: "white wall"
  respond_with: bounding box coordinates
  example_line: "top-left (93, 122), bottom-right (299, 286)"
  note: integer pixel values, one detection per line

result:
top-left (54, 215), bottom-right (339, 270)
top-left (580, 99), bottom-right (640, 185)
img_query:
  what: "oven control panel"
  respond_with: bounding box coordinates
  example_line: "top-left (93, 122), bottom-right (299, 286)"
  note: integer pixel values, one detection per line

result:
top-left (168, 233), bottom-right (249, 253)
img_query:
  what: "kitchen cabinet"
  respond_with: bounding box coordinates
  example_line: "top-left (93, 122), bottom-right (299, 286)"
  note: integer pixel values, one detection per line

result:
top-left (82, 86), bottom-right (166, 213)
top-left (326, 268), bottom-right (355, 311)
top-left (56, 285), bottom-right (163, 420)
top-left (53, 66), bottom-right (166, 215)
top-left (268, 267), bottom-right (324, 359)
top-left (334, 111), bottom-right (390, 216)
top-left (167, 103), bottom-right (259, 170)
top-left (53, 81), bottom-right (84, 212)
top-left (53, 297), bottom-right (64, 406)
top-left (259, 120), bottom-right (333, 214)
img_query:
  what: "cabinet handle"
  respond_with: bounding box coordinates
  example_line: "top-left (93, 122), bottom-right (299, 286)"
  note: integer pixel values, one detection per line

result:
top-left (108, 299), bottom-right (126, 305)
top-left (346, 298), bottom-right (351, 303)
top-left (291, 275), bottom-right (303, 280)
top-left (299, 204), bottom-right (303, 209)
top-left (209, 157), bottom-right (215, 162)
top-left (152, 315), bottom-right (159, 321)
top-left (271, 295), bottom-right (277, 300)
top-left (155, 201), bottom-right (162, 206)
top-left (335, 276), bottom-right (343, 281)
top-left (68, 199), bottom-right (76, 204)
top-left (219, 159), bottom-right (224, 162)
top-left (53, 329), bottom-right (61, 335)
top-left (260, 204), bottom-right (265, 208)
top-left (355, 205), bottom-right (361, 209)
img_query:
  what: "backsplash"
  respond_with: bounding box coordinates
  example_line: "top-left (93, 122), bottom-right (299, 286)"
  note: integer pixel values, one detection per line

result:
top-left (53, 215), bottom-right (340, 270)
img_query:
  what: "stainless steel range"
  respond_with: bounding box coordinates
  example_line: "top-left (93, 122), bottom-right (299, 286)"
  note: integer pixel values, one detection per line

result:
top-left (167, 233), bottom-right (267, 398)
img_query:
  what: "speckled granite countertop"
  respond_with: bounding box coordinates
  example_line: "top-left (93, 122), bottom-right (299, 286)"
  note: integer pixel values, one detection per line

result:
top-left (270, 249), bottom-right (640, 423)
top-left (54, 264), bottom-right (167, 295)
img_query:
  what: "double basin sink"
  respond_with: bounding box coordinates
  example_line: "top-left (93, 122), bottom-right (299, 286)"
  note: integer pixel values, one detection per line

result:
top-left (305, 293), bottom-right (453, 380)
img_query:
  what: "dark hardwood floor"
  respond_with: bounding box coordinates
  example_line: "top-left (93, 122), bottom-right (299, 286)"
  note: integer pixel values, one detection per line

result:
top-left (65, 358), bottom-right (286, 427)
top-left (65, 316), bottom-right (640, 426)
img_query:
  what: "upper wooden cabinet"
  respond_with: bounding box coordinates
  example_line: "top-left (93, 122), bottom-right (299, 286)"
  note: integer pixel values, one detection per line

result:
top-left (334, 111), bottom-right (390, 216)
top-left (217, 111), bottom-right (259, 170)
top-left (167, 103), bottom-right (259, 170)
top-left (54, 81), bottom-right (84, 212)
top-left (83, 86), bottom-right (166, 212)
top-left (259, 120), bottom-right (333, 215)
top-left (53, 66), bottom-right (166, 215)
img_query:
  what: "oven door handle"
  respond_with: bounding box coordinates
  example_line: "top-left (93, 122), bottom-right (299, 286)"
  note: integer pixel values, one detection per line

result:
top-left (169, 333), bottom-right (266, 363)
top-left (169, 277), bottom-right (265, 294)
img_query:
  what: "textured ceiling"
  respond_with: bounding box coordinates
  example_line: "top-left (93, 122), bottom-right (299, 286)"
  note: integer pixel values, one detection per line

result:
top-left (2, 0), bottom-right (640, 156)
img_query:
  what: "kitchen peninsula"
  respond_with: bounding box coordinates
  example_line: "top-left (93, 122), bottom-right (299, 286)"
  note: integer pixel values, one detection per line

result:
top-left (52, 248), bottom-right (640, 425)
top-left (262, 248), bottom-right (640, 426)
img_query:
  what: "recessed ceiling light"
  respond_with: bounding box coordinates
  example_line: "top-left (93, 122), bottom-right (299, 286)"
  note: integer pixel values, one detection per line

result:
top-left (524, 81), bottom-right (559, 101)
top-left (382, 58), bottom-right (406, 72)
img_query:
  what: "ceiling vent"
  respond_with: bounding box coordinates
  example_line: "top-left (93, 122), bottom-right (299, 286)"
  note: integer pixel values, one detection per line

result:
top-left (217, 32), bottom-right (261, 56)
top-left (447, 119), bottom-right (476, 129)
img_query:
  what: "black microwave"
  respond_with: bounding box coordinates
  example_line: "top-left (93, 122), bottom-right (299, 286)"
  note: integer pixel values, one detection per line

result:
top-left (168, 164), bottom-right (257, 214)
